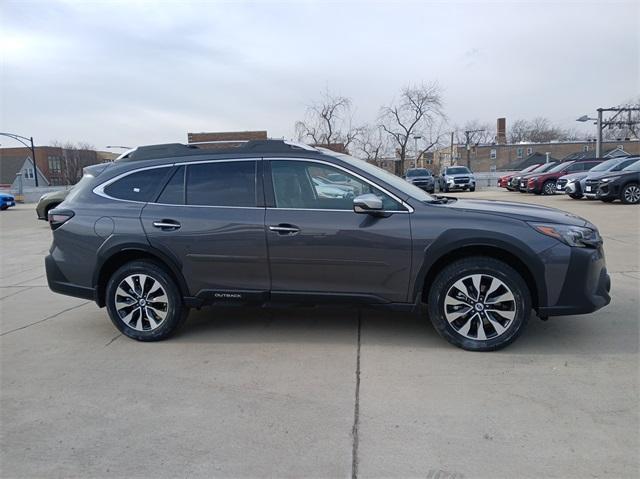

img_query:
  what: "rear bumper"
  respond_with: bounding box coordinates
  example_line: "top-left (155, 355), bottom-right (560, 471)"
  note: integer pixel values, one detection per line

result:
top-left (538, 246), bottom-right (611, 316)
top-left (45, 254), bottom-right (96, 302)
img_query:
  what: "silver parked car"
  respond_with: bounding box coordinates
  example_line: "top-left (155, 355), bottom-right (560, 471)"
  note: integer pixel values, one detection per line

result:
top-left (437, 166), bottom-right (476, 192)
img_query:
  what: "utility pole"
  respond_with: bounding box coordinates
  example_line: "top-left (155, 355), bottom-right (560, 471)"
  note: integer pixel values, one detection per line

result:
top-left (464, 129), bottom-right (485, 169)
top-left (577, 107), bottom-right (640, 158)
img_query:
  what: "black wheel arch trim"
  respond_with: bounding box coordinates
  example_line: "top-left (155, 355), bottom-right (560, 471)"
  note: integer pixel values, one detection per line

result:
top-left (412, 229), bottom-right (547, 308)
top-left (93, 239), bottom-right (190, 307)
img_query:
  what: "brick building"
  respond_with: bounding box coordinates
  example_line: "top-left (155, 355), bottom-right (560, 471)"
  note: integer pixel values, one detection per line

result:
top-left (433, 119), bottom-right (640, 172)
top-left (0, 146), bottom-right (116, 187)
top-left (187, 131), bottom-right (268, 149)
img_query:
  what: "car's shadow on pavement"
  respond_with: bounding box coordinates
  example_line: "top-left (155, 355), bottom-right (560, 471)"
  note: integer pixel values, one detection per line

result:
top-left (171, 305), bottom-right (637, 355)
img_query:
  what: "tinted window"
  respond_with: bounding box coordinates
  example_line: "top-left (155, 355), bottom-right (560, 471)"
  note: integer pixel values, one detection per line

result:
top-left (566, 162), bottom-right (584, 172)
top-left (271, 160), bottom-right (403, 211)
top-left (445, 167), bottom-right (470, 174)
top-left (406, 168), bottom-right (431, 177)
top-left (104, 167), bottom-right (169, 202)
top-left (622, 159), bottom-right (640, 172)
top-left (186, 161), bottom-right (256, 207)
top-left (157, 166), bottom-right (185, 204)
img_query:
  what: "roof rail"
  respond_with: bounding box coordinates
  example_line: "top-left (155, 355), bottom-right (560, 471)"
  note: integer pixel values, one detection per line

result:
top-left (116, 139), bottom-right (318, 162)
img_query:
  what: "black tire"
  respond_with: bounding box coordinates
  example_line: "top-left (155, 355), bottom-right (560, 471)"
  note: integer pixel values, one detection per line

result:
top-left (621, 183), bottom-right (640, 204)
top-left (569, 193), bottom-right (583, 200)
top-left (600, 197), bottom-right (615, 203)
top-left (0, 205), bottom-right (7, 211)
top-left (470, 186), bottom-right (476, 192)
top-left (427, 256), bottom-right (531, 351)
top-left (105, 260), bottom-right (188, 341)
top-left (542, 181), bottom-right (556, 195)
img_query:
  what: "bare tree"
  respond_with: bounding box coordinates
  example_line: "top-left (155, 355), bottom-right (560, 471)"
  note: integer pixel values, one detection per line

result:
top-left (378, 82), bottom-right (444, 175)
top-left (355, 125), bottom-right (388, 166)
top-left (295, 89), bottom-right (362, 151)
top-left (51, 141), bottom-right (96, 185)
top-left (509, 117), bottom-right (567, 143)
top-left (602, 97), bottom-right (640, 140)
top-left (454, 120), bottom-right (495, 145)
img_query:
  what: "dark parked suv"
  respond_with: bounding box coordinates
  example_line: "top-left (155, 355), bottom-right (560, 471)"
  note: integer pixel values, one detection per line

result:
top-left (46, 140), bottom-right (611, 351)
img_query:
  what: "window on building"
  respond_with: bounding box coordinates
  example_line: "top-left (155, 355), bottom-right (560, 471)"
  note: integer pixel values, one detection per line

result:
top-left (490, 149), bottom-right (497, 160)
top-left (48, 156), bottom-right (62, 175)
top-left (526, 147), bottom-right (533, 155)
top-left (582, 145), bottom-right (589, 152)
top-left (186, 161), bottom-right (257, 207)
top-left (104, 167), bottom-right (170, 202)
top-left (24, 167), bottom-right (34, 179)
top-left (516, 147), bottom-right (524, 159)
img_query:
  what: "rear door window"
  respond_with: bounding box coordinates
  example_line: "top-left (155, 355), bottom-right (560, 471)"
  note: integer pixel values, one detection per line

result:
top-left (104, 167), bottom-right (170, 202)
top-left (157, 166), bottom-right (185, 204)
top-left (186, 161), bottom-right (257, 207)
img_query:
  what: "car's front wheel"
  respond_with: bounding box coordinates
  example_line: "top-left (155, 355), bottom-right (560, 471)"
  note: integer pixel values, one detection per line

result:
top-left (542, 181), bottom-right (556, 195)
top-left (106, 260), bottom-right (188, 341)
top-left (621, 183), bottom-right (640, 204)
top-left (427, 257), bottom-right (531, 351)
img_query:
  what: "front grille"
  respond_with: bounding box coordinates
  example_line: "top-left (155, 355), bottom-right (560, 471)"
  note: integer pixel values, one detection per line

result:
top-left (557, 179), bottom-right (568, 188)
top-left (454, 177), bottom-right (470, 184)
top-left (584, 179), bottom-right (599, 194)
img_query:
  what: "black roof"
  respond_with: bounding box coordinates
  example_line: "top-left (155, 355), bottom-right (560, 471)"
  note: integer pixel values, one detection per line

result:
top-left (117, 140), bottom-right (319, 162)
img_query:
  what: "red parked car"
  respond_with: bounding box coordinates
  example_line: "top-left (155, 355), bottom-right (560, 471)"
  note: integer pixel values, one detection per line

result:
top-left (498, 164), bottom-right (541, 190)
top-left (525, 160), bottom-right (601, 195)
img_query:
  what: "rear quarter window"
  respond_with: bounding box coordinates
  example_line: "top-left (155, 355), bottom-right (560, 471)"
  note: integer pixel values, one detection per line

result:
top-left (103, 167), bottom-right (169, 202)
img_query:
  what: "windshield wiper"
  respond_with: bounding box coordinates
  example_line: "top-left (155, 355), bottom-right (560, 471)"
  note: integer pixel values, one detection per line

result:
top-left (427, 195), bottom-right (452, 204)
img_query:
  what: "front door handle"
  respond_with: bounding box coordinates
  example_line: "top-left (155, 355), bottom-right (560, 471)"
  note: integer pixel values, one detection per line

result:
top-left (153, 219), bottom-right (181, 231)
top-left (269, 224), bottom-right (300, 235)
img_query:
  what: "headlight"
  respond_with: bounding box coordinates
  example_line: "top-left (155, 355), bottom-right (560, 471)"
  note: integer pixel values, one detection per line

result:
top-left (529, 222), bottom-right (601, 248)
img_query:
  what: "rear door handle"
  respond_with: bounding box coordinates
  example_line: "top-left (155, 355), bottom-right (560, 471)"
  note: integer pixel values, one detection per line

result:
top-left (153, 220), bottom-right (181, 231)
top-left (269, 224), bottom-right (300, 235)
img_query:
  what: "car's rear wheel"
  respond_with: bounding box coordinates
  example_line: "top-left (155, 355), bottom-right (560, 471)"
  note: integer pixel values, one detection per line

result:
top-left (542, 180), bottom-right (556, 195)
top-left (427, 257), bottom-right (531, 351)
top-left (621, 183), bottom-right (640, 204)
top-left (569, 193), bottom-right (583, 199)
top-left (106, 260), bottom-right (188, 341)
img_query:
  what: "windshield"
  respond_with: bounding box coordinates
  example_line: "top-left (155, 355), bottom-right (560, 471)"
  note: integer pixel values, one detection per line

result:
top-left (545, 162), bottom-right (572, 173)
top-left (621, 159), bottom-right (640, 172)
top-left (331, 153), bottom-right (435, 202)
top-left (614, 158), bottom-right (640, 171)
top-left (520, 164), bottom-right (539, 173)
top-left (406, 168), bottom-right (431, 177)
top-left (589, 158), bottom-right (619, 172)
top-left (445, 167), bottom-right (470, 175)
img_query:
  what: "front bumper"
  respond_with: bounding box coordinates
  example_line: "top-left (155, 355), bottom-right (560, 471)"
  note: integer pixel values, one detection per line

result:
top-left (1, 200), bottom-right (15, 208)
top-left (596, 182), bottom-right (620, 200)
top-left (538, 246), bottom-right (611, 316)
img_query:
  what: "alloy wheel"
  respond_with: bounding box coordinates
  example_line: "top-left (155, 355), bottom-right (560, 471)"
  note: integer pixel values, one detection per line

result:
top-left (444, 274), bottom-right (516, 340)
top-left (623, 185), bottom-right (640, 204)
top-left (544, 182), bottom-right (556, 195)
top-left (115, 274), bottom-right (169, 331)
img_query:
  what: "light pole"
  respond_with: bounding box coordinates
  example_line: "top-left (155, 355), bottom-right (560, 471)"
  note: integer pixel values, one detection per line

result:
top-left (413, 135), bottom-right (422, 168)
top-left (0, 132), bottom-right (39, 186)
top-left (577, 107), bottom-right (640, 159)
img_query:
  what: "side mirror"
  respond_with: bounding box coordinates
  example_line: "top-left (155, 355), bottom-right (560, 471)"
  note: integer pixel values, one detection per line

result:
top-left (353, 193), bottom-right (383, 214)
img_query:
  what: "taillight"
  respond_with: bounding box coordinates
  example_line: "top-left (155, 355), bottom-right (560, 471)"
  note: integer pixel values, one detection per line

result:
top-left (48, 210), bottom-right (74, 230)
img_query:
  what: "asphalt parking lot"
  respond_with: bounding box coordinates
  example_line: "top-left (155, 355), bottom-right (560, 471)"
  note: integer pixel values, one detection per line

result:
top-left (1, 189), bottom-right (638, 479)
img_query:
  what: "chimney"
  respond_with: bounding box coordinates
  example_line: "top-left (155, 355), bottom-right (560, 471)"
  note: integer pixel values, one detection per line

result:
top-left (496, 118), bottom-right (506, 144)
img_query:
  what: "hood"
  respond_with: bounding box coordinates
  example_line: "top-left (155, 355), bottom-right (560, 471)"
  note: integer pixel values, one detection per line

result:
top-left (41, 189), bottom-right (70, 201)
top-left (559, 172), bottom-right (588, 181)
top-left (444, 172), bottom-right (474, 178)
top-left (0, 192), bottom-right (14, 199)
top-left (443, 199), bottom-right (590, 227)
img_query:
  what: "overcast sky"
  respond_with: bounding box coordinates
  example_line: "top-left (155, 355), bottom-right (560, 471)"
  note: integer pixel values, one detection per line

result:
top-left (1, 0), bottom-right (638, 149)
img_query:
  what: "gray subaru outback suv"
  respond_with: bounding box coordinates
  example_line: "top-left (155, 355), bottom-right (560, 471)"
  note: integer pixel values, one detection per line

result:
top-left (45, 140), bottom-right (611, 351)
